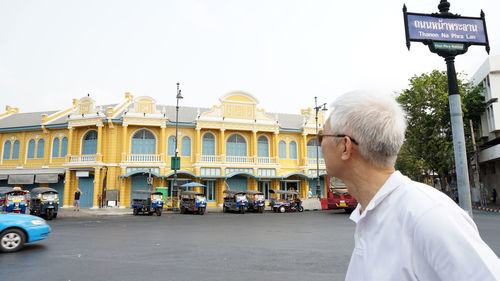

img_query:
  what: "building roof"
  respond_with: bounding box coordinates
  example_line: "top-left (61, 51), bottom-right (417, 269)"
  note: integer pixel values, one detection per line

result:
top-left (1, 101), bottom-right (313, 131)
top-left (0, 110), bottom-right (57, 129)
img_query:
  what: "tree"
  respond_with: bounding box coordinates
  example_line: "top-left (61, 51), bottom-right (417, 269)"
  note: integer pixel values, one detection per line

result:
top-left (395, 70), bottom-right (485, 190)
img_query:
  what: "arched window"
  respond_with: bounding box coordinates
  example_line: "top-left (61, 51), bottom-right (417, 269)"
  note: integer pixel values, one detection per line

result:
top-left (279, 141), bottom-right (286, 159)
top-left (12, 140), bottom-right (20, 160)
top-left (307, 139), bottom-right (323, 158)
top-left (202, 133), bottom-right (215, 155)
top-left (3, 140), bottom-right (11, 160)
top-left (52, 138), bottom-right (60, 158)
top-left (61, 137), bottom-right (68, 157)
top-left (289, 141), bottom-right (297, 159)
top-left (28, 139), bottom-right (36, 159)
top-left (257, 136), bottom-right (269, 157)
top-left (167, 136), bottom-right (176, 156)
top-left (37, 139), bottom-right (45, 158)
top-left (226, 134), bottom-right (246, 156)
top-left (181, 136), bottom-right (191, 157)
top-left (83, 130), bottom-right (98, 155)
top-left (132, 129), bottom-right (156, 154)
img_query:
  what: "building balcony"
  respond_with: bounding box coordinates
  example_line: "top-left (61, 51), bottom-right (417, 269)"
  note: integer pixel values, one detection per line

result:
top-left (200, 155), bottom-right (222, 163)
top-left (68, 154), bottom-right (102, 163)
top-left (307, 158), bottom-right (325, 165)
top-left (197, 155), bottom-right (278, 165)
top-left (122, 154), bottom-right (162, 163)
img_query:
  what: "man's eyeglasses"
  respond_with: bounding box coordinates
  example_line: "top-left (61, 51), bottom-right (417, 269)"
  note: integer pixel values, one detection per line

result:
top-left (318, 130), bottom-right (359, 146)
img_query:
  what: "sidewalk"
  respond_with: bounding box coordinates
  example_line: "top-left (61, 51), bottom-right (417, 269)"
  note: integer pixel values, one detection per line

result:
top-left (58, 206), bottom-right (133, 217)
top-left (57, 205), bottom-right (229, 217)
top-left (472, 202), bottom-right (500, 214)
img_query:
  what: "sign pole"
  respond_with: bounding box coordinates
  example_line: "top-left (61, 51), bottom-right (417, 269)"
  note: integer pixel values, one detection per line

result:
top-left (403, 0), bottom-right (490, 218)
top-left (444, 54), bottom-right (473, 217)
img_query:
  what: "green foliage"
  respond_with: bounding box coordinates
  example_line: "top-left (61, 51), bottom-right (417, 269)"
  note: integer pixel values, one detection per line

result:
top-left (395, 70), bottom-right (485, 183)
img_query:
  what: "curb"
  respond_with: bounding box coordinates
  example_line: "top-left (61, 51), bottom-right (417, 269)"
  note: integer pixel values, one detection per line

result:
top-left (473, 206), bottom-right (500, 213)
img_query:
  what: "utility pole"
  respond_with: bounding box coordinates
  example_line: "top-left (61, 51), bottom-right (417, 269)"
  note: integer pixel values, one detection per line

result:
top-left (469, 119), bottom-right (484, 206)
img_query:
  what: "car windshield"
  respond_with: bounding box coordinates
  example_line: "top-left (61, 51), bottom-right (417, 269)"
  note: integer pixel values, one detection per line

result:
top-left (42, 193), bottom-right (58, 201)
top-left (7, 194), bottom-right (25, 202)
top-left (152, 194), bottom-right (163, 201)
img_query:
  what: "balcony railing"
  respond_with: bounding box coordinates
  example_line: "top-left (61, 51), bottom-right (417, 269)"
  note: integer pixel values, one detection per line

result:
top-left (226, 156), bottom-right (254, 163)
top-left (69, 155), bottom-right (98, 163)
top-left (257, 157), bottom-right (277, 164)
top-left (308, 158), bottom-right (325, 165)
top-left (200, 155), bottom-right (221, 163)
top-left (125, 154), bottom-right (162, 162)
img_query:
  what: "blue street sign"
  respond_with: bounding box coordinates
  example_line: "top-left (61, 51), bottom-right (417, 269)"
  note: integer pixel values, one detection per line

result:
top-left (406, 14), bottom-right (487, 45)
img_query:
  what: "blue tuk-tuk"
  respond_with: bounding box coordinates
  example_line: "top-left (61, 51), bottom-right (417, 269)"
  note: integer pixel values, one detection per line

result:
top-left (245, 190), bottom-right (265, 213)
top-left (179, 191), bottom-right (207, 215)
top-left (131, 190), bottom-right (164, 216)
top-left (269, 189), bottom-right (304, 213)
top-left (29, 187), bottom-right (59, 220)
top-left (0, 187), bottom-right (28, 214)
top-left (223, 190), bottom-right (248, 214)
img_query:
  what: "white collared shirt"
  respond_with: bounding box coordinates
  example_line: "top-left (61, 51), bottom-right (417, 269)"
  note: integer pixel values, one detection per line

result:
top-left (345, 171), bottom-right (500, 281)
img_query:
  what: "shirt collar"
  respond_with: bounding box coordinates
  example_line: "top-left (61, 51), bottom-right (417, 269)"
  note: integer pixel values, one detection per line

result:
top-left (349, 171), bottom-right (405, 223)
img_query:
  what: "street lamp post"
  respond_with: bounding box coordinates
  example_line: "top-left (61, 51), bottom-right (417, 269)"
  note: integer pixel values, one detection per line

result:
top-left (314, 97), bottom-right (327, 198)
top-left (173, 82), bottom-right (183, 211)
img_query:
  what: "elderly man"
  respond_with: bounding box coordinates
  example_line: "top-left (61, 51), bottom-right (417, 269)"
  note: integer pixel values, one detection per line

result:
top-left (320, 90), bottom-right (500, 281)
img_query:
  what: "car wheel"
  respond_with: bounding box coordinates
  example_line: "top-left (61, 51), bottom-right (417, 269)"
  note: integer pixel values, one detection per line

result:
top-left (46, 209), bottom-right (54, 220)
top-left (0, 229), bottom-right (26, 253)
top-left (279, 206), bottom-right (286, 213)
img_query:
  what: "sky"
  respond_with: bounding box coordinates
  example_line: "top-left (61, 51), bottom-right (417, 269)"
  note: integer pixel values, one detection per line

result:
top-left (1, 0), bottom-right (499, 115)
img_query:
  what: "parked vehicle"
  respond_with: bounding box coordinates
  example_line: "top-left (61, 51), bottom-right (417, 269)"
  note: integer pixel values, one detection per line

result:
top-left (0, 187), bottom-right (28, 214)
top-left (29, 187), bottom-right (59, 220)
top-left (326, 187), bottom-right (357, 213)
top-left (179, 191), bottom-right (207, 215)
top-left (245, 190), bottom-right (265, 213)
top-left (223, 190), bottom-right (248, 214)
top-left (0, 213), bottom-right (50, 253)
top-left (269, 189), bottom-right (304, 213)
top-left (131, 190), bottom-right (164, 216)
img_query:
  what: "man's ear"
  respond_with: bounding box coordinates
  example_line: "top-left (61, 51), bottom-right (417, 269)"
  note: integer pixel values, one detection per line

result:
top-left (340, 138), bottom-right (355, 161)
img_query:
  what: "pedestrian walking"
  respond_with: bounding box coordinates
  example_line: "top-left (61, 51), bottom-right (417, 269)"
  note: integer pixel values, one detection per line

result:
top-left (493, 188), bottom-right (497, 204)
top-left (74, 188), bottom-right (81, 211)
top-left (454, 189), bottom-right (459, 204)
top-left (320, 90), bottom-right (500, 281)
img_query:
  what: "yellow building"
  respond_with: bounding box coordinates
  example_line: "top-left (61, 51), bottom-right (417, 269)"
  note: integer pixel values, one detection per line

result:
top-left (0, 92), bottom-right (327, 208)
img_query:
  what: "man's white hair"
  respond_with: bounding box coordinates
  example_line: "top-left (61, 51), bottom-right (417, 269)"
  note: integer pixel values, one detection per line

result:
top-left (327, 90), bottom-right (407, 167)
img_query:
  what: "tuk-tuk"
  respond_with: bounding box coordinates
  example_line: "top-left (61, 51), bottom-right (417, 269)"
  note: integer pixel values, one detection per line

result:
top-left (269, 189), bottom-right (304, 213)
top-left (0, 187), bottom-right (28, 214)
top-left (179, 191), bottom-right (207, 215)
top-left (29, 187), bottom-right (59, 220)
top-left (131, 190), bottom-right (164, 216)
top-left (223, 190), bottom-right (248, 214)
top-left (245, 190), bottom-right (265, 213)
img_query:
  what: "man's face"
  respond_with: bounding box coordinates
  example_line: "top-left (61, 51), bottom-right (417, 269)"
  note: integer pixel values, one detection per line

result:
top-left (321, 120), bottom-right (342, 178)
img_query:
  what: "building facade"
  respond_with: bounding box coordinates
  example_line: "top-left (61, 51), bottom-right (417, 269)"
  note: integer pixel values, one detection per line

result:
top-left (472, 55), bottom-right (500, 201)
top-left (0, 92), bottom-right (328, 208)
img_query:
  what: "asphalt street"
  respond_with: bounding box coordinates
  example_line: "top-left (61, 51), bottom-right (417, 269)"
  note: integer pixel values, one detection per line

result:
top-left (1, 210), bottom-right (499, 281)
